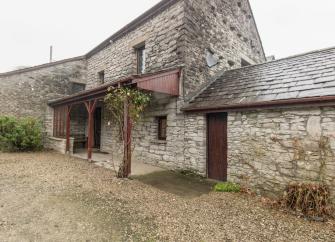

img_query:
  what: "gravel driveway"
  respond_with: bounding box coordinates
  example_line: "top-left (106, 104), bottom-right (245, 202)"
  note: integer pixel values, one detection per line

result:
top-left (0, 152), bottom-right (334, 241)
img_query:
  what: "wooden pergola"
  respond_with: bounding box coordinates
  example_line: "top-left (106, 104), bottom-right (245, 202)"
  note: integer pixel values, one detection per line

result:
top-left (48, 68), bottom-right (180, 176)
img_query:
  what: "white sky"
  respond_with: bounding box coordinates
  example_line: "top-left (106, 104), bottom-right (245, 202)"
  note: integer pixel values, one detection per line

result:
top-left (0, 0), bottom-right (335, 72)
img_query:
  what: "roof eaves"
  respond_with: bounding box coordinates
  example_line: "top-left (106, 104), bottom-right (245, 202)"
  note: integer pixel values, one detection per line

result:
top-left (182, 95), bottom-right (335, 113)
top-left (85, 0), bottom-right (181, 58)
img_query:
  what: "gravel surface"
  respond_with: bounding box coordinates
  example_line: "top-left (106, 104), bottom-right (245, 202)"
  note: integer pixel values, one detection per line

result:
top-left (0, 152), bottom-right (334, 241)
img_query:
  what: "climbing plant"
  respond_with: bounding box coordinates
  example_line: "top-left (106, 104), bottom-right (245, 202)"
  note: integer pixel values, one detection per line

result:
top-left (104, 86), bottom-right (151, 178)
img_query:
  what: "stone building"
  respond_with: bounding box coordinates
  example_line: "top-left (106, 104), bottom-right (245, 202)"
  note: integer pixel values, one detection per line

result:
top-left (0, 0), bottom-right (334, 200)
top-left (0, 56), bottom-right (86, 119)
top-left (183, 48), bottom-right (335, 200)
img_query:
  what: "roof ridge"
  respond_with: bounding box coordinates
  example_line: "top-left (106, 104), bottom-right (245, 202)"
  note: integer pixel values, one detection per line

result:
top-left (0, 56), bottom-right (86, 77)
top-left (86, 0), bottom-right (180, 58)
top-left (221, 45), bottom-right (335, 75)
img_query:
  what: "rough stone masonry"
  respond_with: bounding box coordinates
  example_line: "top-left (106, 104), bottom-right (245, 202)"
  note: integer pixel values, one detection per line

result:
top-left (227, 107), bottom-right (335, 201)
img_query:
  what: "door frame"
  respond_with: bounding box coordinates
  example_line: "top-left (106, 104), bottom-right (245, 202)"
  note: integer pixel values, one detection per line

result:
top-left (206, 112), bottom-right (228, 181)
top-left (93, 107), bottom-right (102, 149)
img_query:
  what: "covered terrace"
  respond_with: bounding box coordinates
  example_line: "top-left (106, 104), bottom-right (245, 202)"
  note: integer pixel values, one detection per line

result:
top-left (47, 68), bottom-right (180, 176)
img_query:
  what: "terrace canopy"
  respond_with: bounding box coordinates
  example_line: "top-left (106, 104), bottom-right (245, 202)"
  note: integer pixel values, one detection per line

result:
top-left (48, 68), bottom-right (180, 174)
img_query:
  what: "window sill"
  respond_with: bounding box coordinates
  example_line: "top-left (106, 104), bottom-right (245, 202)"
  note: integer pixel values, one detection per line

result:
top-left (150, 140), bottom-right (167, 145)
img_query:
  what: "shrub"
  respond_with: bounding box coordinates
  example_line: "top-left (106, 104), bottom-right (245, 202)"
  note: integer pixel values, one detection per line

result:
top-left (214, 182), bottom-right (241, 193)
top-left (282, 183), bottom-right (334, 220)
top-left (0, 116), bottom-right (43, 152)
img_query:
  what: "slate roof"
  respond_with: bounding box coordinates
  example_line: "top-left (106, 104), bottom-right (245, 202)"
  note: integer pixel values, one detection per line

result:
top-left (183, 47), bottom-right (335, 111)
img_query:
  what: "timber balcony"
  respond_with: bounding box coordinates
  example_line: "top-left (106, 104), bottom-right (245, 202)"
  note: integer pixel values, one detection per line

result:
top-left (47, 68), bottom-right (181, 174)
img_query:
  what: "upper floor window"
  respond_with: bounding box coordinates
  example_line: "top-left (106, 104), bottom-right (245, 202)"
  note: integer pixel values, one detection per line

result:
top-left (136, 45), bottom-right (146, 74)
top-left (98, 70), bottom-right (105, 84)
top-left (71, 82), bottom-right (85, 94)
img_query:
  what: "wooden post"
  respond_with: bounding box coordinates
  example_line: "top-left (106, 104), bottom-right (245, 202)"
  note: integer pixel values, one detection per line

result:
top-left (65, 105), bottom-right (72, 153)
top-left (87, 109), bottom-right (93, 160)
top-left (123, 98), bottom-right (132, 177)
top-left (85, 100), bottom-right (98, 161)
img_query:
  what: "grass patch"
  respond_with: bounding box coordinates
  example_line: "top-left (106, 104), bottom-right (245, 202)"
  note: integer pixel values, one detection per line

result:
top-left (214, 182), bottom-right (241, 193)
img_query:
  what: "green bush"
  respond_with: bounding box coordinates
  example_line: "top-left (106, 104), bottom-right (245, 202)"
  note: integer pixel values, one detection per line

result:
top-left (214, 182), bottom-right (241, 193)
top-left (0, 116), bottom-right (43, 152)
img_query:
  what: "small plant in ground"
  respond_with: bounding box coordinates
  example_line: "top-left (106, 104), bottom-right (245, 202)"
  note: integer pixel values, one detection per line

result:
top-left (281, 183), bottom-right (334, 220)
top-left (214, 182), bottom-right (241, 193)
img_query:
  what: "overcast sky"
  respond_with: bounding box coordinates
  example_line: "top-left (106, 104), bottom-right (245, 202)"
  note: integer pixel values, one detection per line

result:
top-left (0, 0), bottom-right (335, 72)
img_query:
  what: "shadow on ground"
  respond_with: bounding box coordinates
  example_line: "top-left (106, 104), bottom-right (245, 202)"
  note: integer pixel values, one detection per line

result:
top-left (133, 171), bottom-right (216, 198)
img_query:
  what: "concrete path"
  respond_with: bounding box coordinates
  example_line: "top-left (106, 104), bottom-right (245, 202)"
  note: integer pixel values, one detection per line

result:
top-left (72, 150), bottom-right (165, 176)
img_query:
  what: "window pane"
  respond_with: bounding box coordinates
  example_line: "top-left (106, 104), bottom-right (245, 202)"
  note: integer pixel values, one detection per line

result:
top-left (137, 46), bottom-right (146, 74)
top-left (71, 83), bottom-right (85, 94)
top-left (158, 116), bottom-right (167, 140)
top-left (98, 71), bottom-right (105, 84)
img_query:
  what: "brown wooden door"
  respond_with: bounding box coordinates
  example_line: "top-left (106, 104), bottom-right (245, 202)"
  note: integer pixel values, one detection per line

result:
top-left (94, 107), bottom-right (102, 149)
top-left (207, 113), bottom-right (228, 181)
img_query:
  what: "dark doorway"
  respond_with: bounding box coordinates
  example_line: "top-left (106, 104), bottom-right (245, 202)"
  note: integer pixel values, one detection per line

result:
top-left (94, 107), bottom-right (102, 149)
top-left (207, 113), bottom-right (228, 181)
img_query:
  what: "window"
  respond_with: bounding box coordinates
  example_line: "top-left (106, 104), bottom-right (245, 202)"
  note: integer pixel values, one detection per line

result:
top-left (98, 70), bottom-right (105, 84)
top-left (241, 58), bottom-right (251, 67)
top-left (157, 116), bottom-right (167, 140)
top-left (136, 45), bottom-right (146, 74)
top-left (71, 83), bottom-right (86, 94)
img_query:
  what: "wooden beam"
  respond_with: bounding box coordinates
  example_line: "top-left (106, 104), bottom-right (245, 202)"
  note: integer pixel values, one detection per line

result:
top-left (85, 99), bottom-right (98, 161)
top-left (123, 98), bottom-right (132, 177)
top-left (66, 105), bottom-right (72, 153)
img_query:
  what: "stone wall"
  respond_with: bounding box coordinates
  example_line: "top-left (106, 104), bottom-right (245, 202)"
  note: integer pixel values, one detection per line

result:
top-left (183, 0), bottom-right (265, 97)
top-left (100, 101), bottom-right (208, 173)
top-left (87, 0), bottom-right (267, 172)
top-left (44, 136), bottom-right (74, 155)
top-left (228, 107), bottom-right (335, 201)
top-left (100, 94), bottom-right (188, 170)
top-left (86, 1), bottom-right (185, 90)
top-left (183, 114), bottom-right (207, 173)
top-left (70, 104), bottom-right (88, 136)
top-left (86, 1), bottom-right (188, 166)
top-left (0, 57), bottom-right (87, 122)
top-left (132, 99), bottom-right (186, 170)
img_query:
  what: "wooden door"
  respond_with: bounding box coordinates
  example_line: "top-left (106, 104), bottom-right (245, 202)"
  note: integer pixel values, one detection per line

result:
top-left (94, 107), bottom-right (102, 149)
top-left (207, 113), bottom-right (228, 181)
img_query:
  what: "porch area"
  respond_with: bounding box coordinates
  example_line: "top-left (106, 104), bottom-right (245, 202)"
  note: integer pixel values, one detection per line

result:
top-left (47, 68), bottom-right (181, 177)
top-left (72, 149), bottom-right (165, 176)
